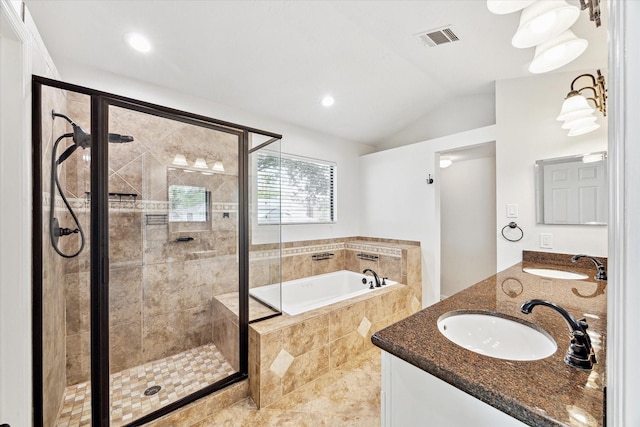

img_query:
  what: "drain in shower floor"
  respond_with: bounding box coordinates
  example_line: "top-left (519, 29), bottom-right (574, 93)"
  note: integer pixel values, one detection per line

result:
top-left (143, 385), bottom-right (161, 396)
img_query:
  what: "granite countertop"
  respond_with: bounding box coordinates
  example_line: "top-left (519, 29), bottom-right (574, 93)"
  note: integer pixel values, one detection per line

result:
top-left (372, 255), bottom-right (607, 427)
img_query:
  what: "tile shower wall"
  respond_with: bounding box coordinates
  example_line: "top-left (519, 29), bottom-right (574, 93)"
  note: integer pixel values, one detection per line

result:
top-left (61, 99), bottom-right (242, 383)
top-left (41, 86), bottom-right (75, 427)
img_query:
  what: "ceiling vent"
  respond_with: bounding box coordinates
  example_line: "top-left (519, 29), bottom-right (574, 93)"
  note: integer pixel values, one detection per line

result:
top-left (414, 26), bottom-right (460, 48)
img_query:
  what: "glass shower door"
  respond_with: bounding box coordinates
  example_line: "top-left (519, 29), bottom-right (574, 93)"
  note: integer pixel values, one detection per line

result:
top-left (106, 104), bottom-right (242, 425)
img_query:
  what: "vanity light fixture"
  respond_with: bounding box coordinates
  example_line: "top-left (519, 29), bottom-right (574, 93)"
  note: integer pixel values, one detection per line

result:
top-left (440, 157), bottom-right (453, 168)
top-left (212, 160), bottom-right (225, 172)
top-left (528, 29), bottom-right (588, 74)
top-left (512, 0), bottom-right (580, 49)
top-left (579, 0), bottom-right (601, 28)
top-left (557, 69), bottom-right (606, 136)
top-left (193, 157), bottom-right (209, 169)
top-left (125, 32), bottom-right (152, 53)
top-left (172, 154), bottom-right (189, 166)
top-left (486, 0), bottom-right (536, 15)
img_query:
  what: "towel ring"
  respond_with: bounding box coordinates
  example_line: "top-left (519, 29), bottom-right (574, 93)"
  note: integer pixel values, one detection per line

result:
top-left (501, 222), bottom-right (523, 242)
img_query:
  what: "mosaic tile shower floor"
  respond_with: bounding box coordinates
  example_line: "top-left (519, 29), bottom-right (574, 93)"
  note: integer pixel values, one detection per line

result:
top-left (55, 343), bottom-right (235, 427)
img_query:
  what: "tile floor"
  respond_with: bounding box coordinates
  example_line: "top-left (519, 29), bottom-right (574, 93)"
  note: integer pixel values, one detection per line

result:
top-left (190, 347), bottom-right (382, 427)
top-left (55, 343), bottom-right (236, 427)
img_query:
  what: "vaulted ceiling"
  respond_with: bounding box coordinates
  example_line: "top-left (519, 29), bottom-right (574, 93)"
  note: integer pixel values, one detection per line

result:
top-left (25, 1), bottom-right (608, 147)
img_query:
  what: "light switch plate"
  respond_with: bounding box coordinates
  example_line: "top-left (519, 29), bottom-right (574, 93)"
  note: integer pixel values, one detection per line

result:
top-left (540, 233), bottom-right (553, 249)
top-left (506, 204), bottom-right (518, 218)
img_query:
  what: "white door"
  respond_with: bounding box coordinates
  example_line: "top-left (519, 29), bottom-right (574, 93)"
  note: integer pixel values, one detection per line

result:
top-left (543, 160), bottom-right (606, 224)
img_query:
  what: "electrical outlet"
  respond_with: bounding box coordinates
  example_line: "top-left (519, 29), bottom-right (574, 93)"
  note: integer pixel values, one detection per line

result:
top-left (506, 203), bottom-right (518, 218)
top-left (540, 233), bottom-right (553, 249)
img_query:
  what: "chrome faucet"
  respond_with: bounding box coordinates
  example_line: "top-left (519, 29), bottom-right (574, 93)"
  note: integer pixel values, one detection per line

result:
top-left (521, 299), bottom-right (596, 370)
top-left (363, 268), bottom-right (381, 288)
top-left (571, 254), bottom-right (607, 281)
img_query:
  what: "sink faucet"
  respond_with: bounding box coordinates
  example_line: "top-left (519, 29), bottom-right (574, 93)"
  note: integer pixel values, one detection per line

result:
top-left (363, 268), bottom-right (381, 288)
top-left (521, 299), bottom-right (596, 370)
top-left (571, 254), bottom-right (607, 281)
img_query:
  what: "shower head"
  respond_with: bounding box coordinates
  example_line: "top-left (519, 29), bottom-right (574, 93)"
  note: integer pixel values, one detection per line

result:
top-left (52, 110), bottom-right (135, 163)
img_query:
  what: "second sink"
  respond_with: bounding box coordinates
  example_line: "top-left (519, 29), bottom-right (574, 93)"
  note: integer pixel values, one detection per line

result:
top-left (523, 267), bottom-right (588, 280)
top-left (437, 310), bottom-right (557, 361)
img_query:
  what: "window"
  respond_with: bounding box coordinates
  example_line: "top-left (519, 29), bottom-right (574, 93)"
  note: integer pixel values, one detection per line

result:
top-left (168, 185), bottom-right (209, 222)
top-left (257, 152), bottom-right (336, 224)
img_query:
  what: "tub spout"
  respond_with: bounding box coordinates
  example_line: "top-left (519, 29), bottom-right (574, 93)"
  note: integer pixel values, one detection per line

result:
top-left (363, 268), bottom-right (381, 287)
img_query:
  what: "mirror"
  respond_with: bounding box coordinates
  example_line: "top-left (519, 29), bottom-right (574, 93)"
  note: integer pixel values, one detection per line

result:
top-left (535, 152), bottom-right (607, 225)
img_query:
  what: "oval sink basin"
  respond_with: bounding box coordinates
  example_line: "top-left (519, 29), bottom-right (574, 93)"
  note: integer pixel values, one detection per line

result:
top-left (437, 311), bottom-right (557, 361)
top-left (523, 267), bottom-right (588, 280)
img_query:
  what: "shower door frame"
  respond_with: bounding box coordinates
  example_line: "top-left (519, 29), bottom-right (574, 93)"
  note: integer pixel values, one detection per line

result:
top-left (32, 76), bottom-right (282, 426)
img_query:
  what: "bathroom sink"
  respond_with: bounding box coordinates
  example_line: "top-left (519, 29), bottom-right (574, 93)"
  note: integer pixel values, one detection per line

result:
top-left (437, 311), bottom-right (557, 361)
top-left (523, 267), bottom-right (588, 280)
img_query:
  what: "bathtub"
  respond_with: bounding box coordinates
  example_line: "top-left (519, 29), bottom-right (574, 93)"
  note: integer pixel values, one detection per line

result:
top-left (249, 270), bottom-right (398, 316)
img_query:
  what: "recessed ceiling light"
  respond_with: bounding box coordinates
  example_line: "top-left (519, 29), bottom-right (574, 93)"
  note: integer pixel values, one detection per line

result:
top-left (125, 32), bottom-right (152, 53)
top-left (321, 95), bottom-right (335, 107)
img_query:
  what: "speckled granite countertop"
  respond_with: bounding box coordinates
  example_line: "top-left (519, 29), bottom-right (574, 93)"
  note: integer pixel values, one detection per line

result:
top-left (372, 254), bottom-right (607, 427)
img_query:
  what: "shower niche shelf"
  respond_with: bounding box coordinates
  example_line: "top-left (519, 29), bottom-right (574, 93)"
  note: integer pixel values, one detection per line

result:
top-left (85, 191), bottom-right (139, 203)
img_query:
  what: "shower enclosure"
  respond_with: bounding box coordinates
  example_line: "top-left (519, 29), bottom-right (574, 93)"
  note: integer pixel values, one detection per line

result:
top-left (33, 77), bottom-right (282, 426)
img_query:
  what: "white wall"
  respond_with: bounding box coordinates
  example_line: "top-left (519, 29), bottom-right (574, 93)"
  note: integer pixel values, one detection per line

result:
top-left (359, 126), bottom-right (497, 306)
top-left (496, 70), bottom-right (608, 270)
top-left (0, 1), bottom-right (60, 425)
top-left (440, 153), bottom-right (496, 298)
top-left (52, 58), bottom-right (375, 244)
top-left (376, 92), bottom-right (495, 151)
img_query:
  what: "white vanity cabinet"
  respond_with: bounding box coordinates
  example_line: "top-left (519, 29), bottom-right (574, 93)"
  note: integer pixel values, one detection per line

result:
top-left (381, 351), bottom-right (528, 427)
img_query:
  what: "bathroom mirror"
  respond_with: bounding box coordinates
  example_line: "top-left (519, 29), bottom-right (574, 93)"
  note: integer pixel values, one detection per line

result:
top-left (535, 152), bottom-right (607, 225)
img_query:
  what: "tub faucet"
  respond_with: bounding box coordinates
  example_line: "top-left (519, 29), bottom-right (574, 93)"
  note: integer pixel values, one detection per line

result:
top-left (521, 299), bottom-right (596, 370)
top-left (363, 268), bottom-right (381, 287)
top-left (571, 254), bottom-right (607, 281)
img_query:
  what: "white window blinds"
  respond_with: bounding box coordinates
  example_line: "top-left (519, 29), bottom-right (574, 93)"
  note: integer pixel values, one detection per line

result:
top-left (257, 152), bottom-right (336, 224)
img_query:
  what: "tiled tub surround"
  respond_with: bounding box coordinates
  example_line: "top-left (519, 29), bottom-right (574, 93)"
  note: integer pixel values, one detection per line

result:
top-left (372, 254), bottom-right (606, 427)
top-left (238, 237), bottom-right (422, 408)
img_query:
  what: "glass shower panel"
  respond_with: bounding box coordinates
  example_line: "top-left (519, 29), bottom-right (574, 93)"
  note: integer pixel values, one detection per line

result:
top-left (248, 136), bottom-right (282, 321)
top-left (106, 105), bottom-right (241, 424)
top-left (40, 86), bottom-right (93, 427)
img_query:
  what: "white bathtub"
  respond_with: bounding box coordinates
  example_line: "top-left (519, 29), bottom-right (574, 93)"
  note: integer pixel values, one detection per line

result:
top-left (249, 270), bottom-right (398, 316)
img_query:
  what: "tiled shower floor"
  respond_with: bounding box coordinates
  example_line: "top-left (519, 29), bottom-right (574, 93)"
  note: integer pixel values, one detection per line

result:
top-left (55, 343), bottom-right (235, 427)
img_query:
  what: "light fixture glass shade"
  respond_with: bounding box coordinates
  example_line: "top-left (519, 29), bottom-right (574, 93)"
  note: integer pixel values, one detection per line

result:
top-left (528, 30), bottom-right (588, 74)
top-left (440, 158), bottom-right (453, 168)
top-left (172, 154), bottom-right (188, 166)
top-left (212, 161), bottom-right (225, 172)
top-left (193, 157), bottom-right (209, 169)
top-left (487, 0), bottom-right (536, 15)
top-left (512, 1), bottom-right (580, 48)
top-left (568, 122), bottom-right (600, 136)
top-left (556, 93), bottom-right (594, 121)
top-left (561, 115), bottom-right (596, 129)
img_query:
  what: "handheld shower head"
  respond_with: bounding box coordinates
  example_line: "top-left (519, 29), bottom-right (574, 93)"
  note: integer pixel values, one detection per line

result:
top-left (51, 110), bottom-right (135, 164)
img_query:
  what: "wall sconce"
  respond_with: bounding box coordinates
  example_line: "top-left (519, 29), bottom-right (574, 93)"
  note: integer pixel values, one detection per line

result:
top-left (212, 160), bottom-right (225, 172)
top-left (557, 69), bottom-right (606, 136)
top-left (440, 157), bottom-right (453, 168)
top-left (511, 1), bottom-right (580, 49)
top-left (486, 0), bottom-right (535, 15)
top-left (193, 157), bottom-right (209, 169)
top-left (488, 0), bottom-right (596, 74)
top-left (172, 154), bottom-right (188, 166)
top-left (579, 0), bottom-right (601, 28)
